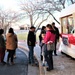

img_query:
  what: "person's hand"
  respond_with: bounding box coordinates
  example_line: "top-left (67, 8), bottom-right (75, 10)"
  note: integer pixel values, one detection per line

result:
top-left (47, 41), bottom-right (53, 44)
top-left (35, 42), bottom-right (38, 44)
top-left (42, 40), bottom-right (44, 43)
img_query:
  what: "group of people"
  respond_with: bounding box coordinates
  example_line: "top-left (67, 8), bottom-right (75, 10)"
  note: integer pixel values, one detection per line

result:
top-left (27, 22), bottom-right (60, 71)
top-left (0, 28), bottom-right (18, 65)
top-left (0, 22), bottom-right (59, 70)
top-left (39, 22), bottom-right (60, 71)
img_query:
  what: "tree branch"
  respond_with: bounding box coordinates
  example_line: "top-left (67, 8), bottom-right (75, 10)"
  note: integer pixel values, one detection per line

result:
top-left (35, 14), bottom-right (50, 32)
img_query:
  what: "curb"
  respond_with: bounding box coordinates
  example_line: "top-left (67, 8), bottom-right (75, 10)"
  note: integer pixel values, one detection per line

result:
top-left (18, 45), bottom-right (45, 75)
top-left (18, 45), bottom-right (29, 57)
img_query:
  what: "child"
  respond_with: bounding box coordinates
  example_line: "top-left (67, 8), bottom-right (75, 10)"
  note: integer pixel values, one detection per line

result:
top-left (40, 31), bottom-right (46, 66)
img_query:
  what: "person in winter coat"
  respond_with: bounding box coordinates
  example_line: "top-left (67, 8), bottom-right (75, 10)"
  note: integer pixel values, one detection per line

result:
top-left (43, 24), bottom-right (56, 71)
top-left (27, 26), bottom-right (36, 65)
top-left (13, 33), bottom-right (18, 58)
top-left (52, 22), bottom-right (60, 56)
top-left (6, 28), bottom-right (18, 65)
top-left (0, 29), bottom-right (6, 64)
top-left (39, 26), bottom-right (46, 61)
top-left (40, 31), bottom-right (46, 66)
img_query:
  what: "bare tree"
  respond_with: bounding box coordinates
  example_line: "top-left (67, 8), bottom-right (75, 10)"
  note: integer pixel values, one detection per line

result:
top-left (36, 0), bottom-right (75, 24)
top-left (20, 0), bottom-right (51, 28)
top-left (19, 0), bottom-right (75, 28)
top-left (0, 9), bottom-right (24, 34)
top-left (35, 0), bottom-right (62, 24)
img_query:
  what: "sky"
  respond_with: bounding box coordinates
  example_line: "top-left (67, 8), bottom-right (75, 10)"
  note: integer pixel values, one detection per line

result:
top-left (0, 0), bottom-right (20, 11)
top-left (0, 0), bottom-right (61, 29)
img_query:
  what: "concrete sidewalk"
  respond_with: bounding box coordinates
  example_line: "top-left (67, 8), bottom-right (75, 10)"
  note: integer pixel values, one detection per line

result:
top-left (0, 47), bottom-right (39, 75)
top-left (18, 41), bottom-right (75, 75)
top-left (18, 41), bottom-right (44, 75)
top-left (18, 41), bottom-right (40, 75)
top-left (0, 49), bottom-right (28, 75)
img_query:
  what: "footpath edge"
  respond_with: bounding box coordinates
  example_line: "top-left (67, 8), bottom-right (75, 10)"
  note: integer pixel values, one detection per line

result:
top-left (18, 45), bottom-right (45, 75)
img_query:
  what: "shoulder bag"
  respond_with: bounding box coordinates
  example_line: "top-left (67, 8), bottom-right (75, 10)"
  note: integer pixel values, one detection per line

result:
top-left (47, 42), bottom-right (55, 51)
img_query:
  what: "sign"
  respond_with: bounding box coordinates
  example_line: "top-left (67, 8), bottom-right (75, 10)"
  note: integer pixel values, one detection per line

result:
top-left (62, 37), bottom-right (69, 46)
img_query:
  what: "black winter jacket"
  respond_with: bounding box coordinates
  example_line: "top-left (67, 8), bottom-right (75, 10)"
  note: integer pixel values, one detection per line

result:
top-left (27, 31), bottom-right (36, 46)
top-left (54, 26), bottom-right (60, 40)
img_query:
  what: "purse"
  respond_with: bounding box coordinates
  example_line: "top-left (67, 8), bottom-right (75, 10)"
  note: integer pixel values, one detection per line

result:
top-left (47, 42), bottom-right (55, 51)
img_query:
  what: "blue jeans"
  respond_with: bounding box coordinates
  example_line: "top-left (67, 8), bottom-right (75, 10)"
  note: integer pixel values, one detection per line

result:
top-left (28, 46), bottom-right (34, 64)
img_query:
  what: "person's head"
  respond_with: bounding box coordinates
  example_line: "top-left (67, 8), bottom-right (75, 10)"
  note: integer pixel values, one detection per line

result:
top-left (41, 30), bottom-right (46, 39)
top-left (52, 22), bottom-right (55, 27)
top-left (30, 26), bottom-right (35, 32)
top-left (41, 26), bottom-right (46, 31)
top-left (46, 24), bottom-right (53, 31)
top-left (8, 28), bottom-right (14, 34)
top-left (0, 29), bottom-right (4, 35)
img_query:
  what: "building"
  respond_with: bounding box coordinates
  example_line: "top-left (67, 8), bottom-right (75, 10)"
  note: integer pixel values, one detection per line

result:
top-left (19, 24), bottom-right (30, 30)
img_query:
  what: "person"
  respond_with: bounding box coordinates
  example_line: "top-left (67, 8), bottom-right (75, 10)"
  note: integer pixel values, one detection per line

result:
top-left (43, 24), bottom-right (56, 71)
top-left (6, 28), bottom-right (18, 65)
top-left (52, 22), bottom-right (60, 56)
top-left (0, 29), bottom-right (6, 64)
top-left (40, 31), bottom-right (46, 66)
top-left (13, 33), bottom-right (18, 58)
top-left (27, 26), bottom-right (36, 65)
top-left (39, 26), bottom-right (46, 61)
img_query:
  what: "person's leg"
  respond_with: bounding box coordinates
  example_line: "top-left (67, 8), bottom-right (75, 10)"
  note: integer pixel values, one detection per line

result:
top-left (28, 46), bottom-right (34, 64)
top-left (28, 46), bottom-right (31, 64)
top-left (49, 51), bottom-right (53, 69)
top-left (42, 53), bottom-right (45, 63)
top-left (54, 40), bottom-right (57, 55)
top-left (0, 49), bottom-right (3, 62)
top-left (14, 49), bottom-right (16, 58)
top-left (7, 50), bottom-right (11, 63)
top-left (0, 53), bottom-right (1, 62)
top-left (40, 47), bottom-right (43, 61)
top-left (1, 50), bottom-right (5, 63)
top-left (42, 52), bottom-right (45, 66)
top-left (11, 50), bottom-right (15, 64)
top-left (0, 48), bottom-right (4, 63)
top-left (30, 46), bottom-right (34, 64)
top-left (46, 51), bottom-right (53, 71)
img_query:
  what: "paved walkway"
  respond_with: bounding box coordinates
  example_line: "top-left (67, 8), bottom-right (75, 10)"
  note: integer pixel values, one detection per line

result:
top-left (18, 41), bottom-right (41, 75)
top-left (0, 49), bottom-right (28, 75)
top-left (18, 41), bottom-right (75, 75)
top-left (0, 39), bottom-right (40, 75)
top-left (43, 53), bottom-right (75, 75)
top-left (18, 41), bottom-right (41, 61)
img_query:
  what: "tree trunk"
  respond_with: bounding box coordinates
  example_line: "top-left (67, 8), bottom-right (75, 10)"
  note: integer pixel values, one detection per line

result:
top-left (2, 17), bottom-right (4, 28)
top-left (29, 15), bottom-right (33, 26)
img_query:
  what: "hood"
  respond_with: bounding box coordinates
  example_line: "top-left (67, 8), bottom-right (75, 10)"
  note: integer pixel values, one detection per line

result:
top-left (7, 33), bottom-right (13, 37)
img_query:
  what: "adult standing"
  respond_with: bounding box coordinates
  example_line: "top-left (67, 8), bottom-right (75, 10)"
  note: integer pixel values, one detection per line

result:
top-left (39, 26), bottom-right (46, 61)
top-left (27, 26), bottom-right (36, 65)
top-left (52, 22), bottom-right (60, 56)
top-left (40, 31), bottom-right (46, 66)
top-left (6, 28), bottom-right (18, 65)
top-left (39, 26), bottom-right (46, 44)
top-left (43, 24), bottom-right (56, 71)
top-left (13, 33), bottom-right (18, 58)
top-left (0, 29), bottom-right (6, 64)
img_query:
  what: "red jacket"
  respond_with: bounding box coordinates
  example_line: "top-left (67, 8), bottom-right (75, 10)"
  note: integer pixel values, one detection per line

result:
top-left (44, 30), bottom-right (56, 44)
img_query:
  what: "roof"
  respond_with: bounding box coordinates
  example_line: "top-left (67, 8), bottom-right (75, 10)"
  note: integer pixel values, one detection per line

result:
top-left (60, 3), bottom-right (75, 18)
